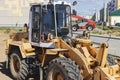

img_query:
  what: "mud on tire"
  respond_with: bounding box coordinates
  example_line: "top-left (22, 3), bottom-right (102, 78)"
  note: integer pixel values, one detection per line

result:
top-left (46, 57), bottom-right (83, 80)
top-left (9, 51), bottom-right (29, 80)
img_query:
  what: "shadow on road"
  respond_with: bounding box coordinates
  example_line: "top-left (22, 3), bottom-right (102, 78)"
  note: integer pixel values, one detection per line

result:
top-left (0, 61), bottom-right (13, 79)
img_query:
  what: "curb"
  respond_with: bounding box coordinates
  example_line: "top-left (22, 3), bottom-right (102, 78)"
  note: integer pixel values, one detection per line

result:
top-left (91, 34), bottom-right (120, 40)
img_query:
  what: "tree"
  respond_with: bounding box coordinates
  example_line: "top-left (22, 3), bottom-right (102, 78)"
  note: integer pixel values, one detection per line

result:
top-left (72, 9), bottom-right (77, 15)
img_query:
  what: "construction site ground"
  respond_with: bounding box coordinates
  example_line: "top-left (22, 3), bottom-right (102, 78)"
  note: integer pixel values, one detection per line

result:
top-left (0, 31), bottom-right (12, 80)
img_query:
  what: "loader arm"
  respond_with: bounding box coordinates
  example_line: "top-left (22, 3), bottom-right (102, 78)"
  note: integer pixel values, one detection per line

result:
top-left (60, 39), bottom-right (92, 79)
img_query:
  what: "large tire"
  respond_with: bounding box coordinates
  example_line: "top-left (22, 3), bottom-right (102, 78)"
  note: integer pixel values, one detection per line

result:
top-left (46, 58), bottom-right (83, 80)
top-left (9, 51), bottom-right (29, 80)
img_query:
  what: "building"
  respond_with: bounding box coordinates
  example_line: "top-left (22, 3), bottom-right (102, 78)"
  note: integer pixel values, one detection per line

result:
top-left (0, 0), bottom-right (49, 27)
top-left (117, 0), bottom-right (120, 10)
top-left (99, 8), bottom-right (104, 22)
top-left (107, 0), bottom-right (120, 14)
top-left (107, 0), bottom-right (120, 26)
top-left (106, 0), bottom-right (120, 26)
top-left (94, 0), bottom-right (120, 26)
top-left (107, 0), bottom-right (117, 13)
top-left (109, 9), bottom-right (120, 26)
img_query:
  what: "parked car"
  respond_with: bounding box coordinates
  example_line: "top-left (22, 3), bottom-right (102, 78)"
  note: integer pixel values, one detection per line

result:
top-left (109, 23), bottom-right (120, 29)
top-left (72, 15), bottom-right (96, 31)
top-left (115, 23), bottom-right (120, 27)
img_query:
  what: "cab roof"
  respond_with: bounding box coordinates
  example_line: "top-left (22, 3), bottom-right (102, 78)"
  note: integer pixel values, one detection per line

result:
top-left (30, 1), bottom-right (70, 6)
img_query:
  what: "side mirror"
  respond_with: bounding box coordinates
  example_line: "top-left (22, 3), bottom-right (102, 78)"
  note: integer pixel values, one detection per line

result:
top-left (72, 1), bottom-right (77, 6)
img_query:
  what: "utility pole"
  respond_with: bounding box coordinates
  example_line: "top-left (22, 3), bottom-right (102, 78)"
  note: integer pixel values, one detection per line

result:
top-left (107, 8), bottom-right (110, 27)
top-left (94, 10), bottom-right (97, 22)
top-left (103, 0), bottom-right (106, 30)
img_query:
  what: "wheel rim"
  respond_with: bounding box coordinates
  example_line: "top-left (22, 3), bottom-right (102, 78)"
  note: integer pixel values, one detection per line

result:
top-left (13, 55), bottom-right (21, 72)
top-left (55, 73), bottom-right (64, 80)
top-left (49, 68), bottom-right (64, 80)
top-left (88, 26), bottom-right (93, 31)
top-left (72, 27), bottom-right (76, 31)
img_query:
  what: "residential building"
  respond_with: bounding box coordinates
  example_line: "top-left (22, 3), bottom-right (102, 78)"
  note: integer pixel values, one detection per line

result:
top-left (107, 0), bottom-right (117, 13)
top-left (99, 8), bottom-right (104, 22)
top-left (94, 0), bottom-right (120, 26)
top-left (0, 0), bottom-right (48, 27)
top-left (117, 0), bottom-right (120, 9)
top-left (106, 0), bottom-right (120, 26)
top-left (107, 0), bottom-right (120, 13)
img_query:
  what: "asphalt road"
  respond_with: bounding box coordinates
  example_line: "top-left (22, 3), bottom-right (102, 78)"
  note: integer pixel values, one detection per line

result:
top-left (91, 36), bottom-right (120, 56)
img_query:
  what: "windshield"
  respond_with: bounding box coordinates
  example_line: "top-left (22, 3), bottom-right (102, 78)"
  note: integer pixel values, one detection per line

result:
top-left (42, 4), bottom-right (71, 36)
top-left (56, 5), bottom-right (71, 27)
top-left (56, 4), bottom-right (71, 36)
top-left (42, 5), bottom-right (55, 35)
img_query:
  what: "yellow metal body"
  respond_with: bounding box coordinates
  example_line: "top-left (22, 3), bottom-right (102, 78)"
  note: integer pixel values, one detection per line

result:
top-left (6, 32), bottom-right (120, 80)
top-left (6, 39), bottom-right (35, 58)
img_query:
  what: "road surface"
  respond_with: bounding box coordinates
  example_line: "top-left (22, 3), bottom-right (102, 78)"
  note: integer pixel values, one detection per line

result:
top-left (91, 36), bottom-right (120, 56)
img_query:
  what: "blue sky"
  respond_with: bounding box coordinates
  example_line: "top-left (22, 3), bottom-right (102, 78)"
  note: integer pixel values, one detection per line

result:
top-left (66, 0), bottom-right (111, 16)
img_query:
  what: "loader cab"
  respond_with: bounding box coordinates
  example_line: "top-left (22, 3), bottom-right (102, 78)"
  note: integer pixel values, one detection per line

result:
top-left (29, 2), bottom-right (71, 48)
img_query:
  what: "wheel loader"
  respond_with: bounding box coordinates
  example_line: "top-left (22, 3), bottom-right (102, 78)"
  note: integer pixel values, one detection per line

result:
top-left (5, 0), bottom-right (120, 80)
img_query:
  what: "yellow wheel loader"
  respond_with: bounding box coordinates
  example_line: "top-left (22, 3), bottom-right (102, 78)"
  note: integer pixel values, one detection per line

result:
top-left (5, 0), bottom-right (120, 80)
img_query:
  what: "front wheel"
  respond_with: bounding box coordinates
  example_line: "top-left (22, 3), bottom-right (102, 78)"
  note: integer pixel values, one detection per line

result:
top-left (87, 26), bottom-right (93, 31)
top-left (46, 58), bottom-right (83, 80)
top-left (9, 51), bottom-right (29, 80)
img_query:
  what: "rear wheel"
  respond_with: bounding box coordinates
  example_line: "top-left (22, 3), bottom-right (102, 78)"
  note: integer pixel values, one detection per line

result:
top-left (46, 58), bottom-right (83, 80)
top-left (9, 51), bottom-right (29, 80)
top-left (87, 26), bottom-right (93, 31)
top-left (72, 26), bottom-right (77, 31)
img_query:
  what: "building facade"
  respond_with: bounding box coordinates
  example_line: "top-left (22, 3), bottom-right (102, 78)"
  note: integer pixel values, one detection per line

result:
top-left (93, 0), bottom-right (120, 26)
top-left (109, 9), bottom-right (120, 26)
top-left (117, 0), bottom-right (120, 9)
top-left (99, 8), bottom-right (104, 22)
top-left (107, 0), bottom-right (117, 13)
top-left (107, 0), bottom-right (120, 26)
top-left (107, 0), bottom-right (120, 13)
top-left (0, 0), bottom-right (45, 27)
